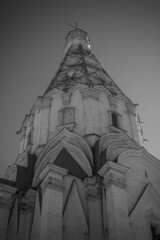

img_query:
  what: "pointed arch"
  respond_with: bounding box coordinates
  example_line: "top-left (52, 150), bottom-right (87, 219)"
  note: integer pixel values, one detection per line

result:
top-left (33, 129), bottom-right (93, 186)
top-left (36, 128), bottom-right (93, 167)
top-left (99, 131), bottom-right (130, 156)
top-left (118, 147), bottom-right (160, 170)
top-left (106, 138), bottom-right (140, 161)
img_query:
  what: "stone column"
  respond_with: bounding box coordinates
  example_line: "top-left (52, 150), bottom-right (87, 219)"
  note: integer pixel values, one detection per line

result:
top-left (98, 161), bottom-right (131, 240)
top-left (0, 183), bottom-right (17, 240)
top-left (39, 97), bottom-right (52, 145)
top-left (17, 189), bottom-right (36, 240)
top-left (39, 164), bottom-right (68, 240)
top-left (84, 176), bottom-right (104, 240)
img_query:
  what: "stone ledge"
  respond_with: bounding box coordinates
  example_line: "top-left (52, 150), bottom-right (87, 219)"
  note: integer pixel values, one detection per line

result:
top-left (98, 161), bottom-right (129, 189)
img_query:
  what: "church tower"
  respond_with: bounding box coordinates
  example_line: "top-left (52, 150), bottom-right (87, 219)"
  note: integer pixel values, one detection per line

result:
top-left (0, 29), bottom-right (160, 240)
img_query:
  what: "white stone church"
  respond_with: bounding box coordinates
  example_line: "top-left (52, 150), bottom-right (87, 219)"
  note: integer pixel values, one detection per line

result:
top-left (0, 29), bottom-right (160, 240)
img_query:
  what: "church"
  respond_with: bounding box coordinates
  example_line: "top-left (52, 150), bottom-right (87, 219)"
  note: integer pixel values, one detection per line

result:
top-left (0, 28), bottom-right (160, 240)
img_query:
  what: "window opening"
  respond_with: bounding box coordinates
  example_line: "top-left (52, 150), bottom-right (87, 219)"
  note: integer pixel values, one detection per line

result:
top-left (59, 107), bottom-right (74, 125)
top-left (111, 112), bottom-right (118, 128)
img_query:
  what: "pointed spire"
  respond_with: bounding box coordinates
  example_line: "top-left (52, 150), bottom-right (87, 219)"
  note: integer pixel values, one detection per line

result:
top-left (44, 29), bottom-right (124, 96)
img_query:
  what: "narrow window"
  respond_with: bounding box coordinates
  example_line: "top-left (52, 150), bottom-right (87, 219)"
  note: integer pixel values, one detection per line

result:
top-left (111, 112), bottom-right (118, 128)
top-left (59, 107), bottom-right (74, 125)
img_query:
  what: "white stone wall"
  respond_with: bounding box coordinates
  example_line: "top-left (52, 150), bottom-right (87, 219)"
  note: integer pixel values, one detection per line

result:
top-left (23, 85), bottom-right (141, 155)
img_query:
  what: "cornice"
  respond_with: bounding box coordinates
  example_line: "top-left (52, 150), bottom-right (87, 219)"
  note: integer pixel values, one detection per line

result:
top-left (84, 176), bottom-right (102, 201)
top-left (80, 88), bottom-right (100, 101)
top-left (98, 161), bottom-right (129, 189)
top-left (61, 92), bottom-right (72, 105)
top-left (40, 164), bottom-right (68, 193)
top-left (125, 103), bottom-right (137, 116)
top-left (108, 96), bottom-right (117, 109)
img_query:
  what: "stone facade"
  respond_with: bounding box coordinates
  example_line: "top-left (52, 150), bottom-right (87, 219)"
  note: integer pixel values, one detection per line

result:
top-left (1, 29), bottom-right (160, 240)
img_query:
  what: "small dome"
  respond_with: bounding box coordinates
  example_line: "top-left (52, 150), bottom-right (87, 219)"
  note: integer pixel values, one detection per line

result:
top-left (64, 28), bottom-right (91, 52)
top-left (65, 29), bottom-right (88, 43)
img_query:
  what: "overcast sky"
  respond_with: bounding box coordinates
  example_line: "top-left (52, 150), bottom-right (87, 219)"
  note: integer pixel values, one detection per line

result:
top-left (1, 0), bottom-right (160, 177)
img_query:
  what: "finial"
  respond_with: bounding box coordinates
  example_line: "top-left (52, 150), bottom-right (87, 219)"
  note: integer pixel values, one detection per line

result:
top-left (69, 22), bottom-right (78, 30)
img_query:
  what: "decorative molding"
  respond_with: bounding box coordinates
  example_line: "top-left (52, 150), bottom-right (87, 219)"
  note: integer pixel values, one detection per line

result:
top-left (126, 103), bottom-right (136, 116)
top-left (106, 138), bottom-right (139, 162)
top-left (20, 189), bottom-right (36, 211)
top-left (56, 122), bottom-right (76, 132)
top-left (0, 183), bottom-right (17, 198)
top-left (17, 114), bottom-right (31, 136)
top-left (94, 85), bottom-right (112, 97)
top-left (40, 97), bottom-right (52, 110)
top-left (98, 161), bottom-right (129, 189)
top-left (40, 164), bottom-right (68, 193)
top-left (80, 88), bottom-right (99, 101)
top-left (108, 96), bottom-right (117, 109)
top-left (99, 130), bottom-right (130, 156)
top-left (0, 196), bottom-right (11, 208)
top-left (4, 164), bottom-right (17, 181)
top-left (84, 176), bottom-right (102, 201)
top-left (30, 96), bottom-right (43, 114)
top-left (118, 147), bottom-right (160, 170)
top-left (33, 138), bottom-right (93, 186)
top-left (16, 151), bottom-right (28, 166)
top-left (61, 93), bottom-right (71, 105)
top-left (35, 128), bottom-right (93, 169)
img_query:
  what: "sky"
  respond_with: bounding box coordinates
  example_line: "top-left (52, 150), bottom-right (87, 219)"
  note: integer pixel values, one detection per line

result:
top-left (0, 0), bottom-right (160, 177)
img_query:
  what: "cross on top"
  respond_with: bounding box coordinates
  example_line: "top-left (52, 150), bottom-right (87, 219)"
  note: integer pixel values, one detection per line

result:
top-left (69, 23), bottom-right (78, 30)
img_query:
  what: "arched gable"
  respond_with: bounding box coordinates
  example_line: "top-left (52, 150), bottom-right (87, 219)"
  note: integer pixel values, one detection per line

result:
top-left (33, 129), bottom-right (93, 186)
top-left (36, 128), bottom-right (93, 167)
top-left (99, 131), bottom-right (130, 156)
top-left (118, 147), bottom-right (160, 170)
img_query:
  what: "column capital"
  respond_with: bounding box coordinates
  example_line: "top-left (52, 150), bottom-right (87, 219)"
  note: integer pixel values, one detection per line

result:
top-left (84, 176), bottom-right (102, 201)
top-left (21, 189), bottom-right (36, 211)
top-left (98, 161), bottom-right (129, 189)
top-left (40, 164), bottom-right (68, 193)
top-left (0, 183), bottom-right (17, 208)
top-left (0, 183), bottom-right (17, 197)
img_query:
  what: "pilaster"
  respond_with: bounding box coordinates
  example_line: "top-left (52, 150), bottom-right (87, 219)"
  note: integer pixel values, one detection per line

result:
top-left (98, 161), bottom-right (131, 240)
top-left (39, 164), bottom-right (68, 240)
top-left (17, 189), bottom-right (36, 240)
top-left (84, 176), bottom-right (104, 240)
top-left (0, 183), bottom-right (17, 240)
top-left (39, 97), bottom-right (52, 145)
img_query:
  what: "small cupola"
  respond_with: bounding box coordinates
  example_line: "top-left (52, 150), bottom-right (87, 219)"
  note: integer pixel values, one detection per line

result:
top-left (64, 28), bottom-right (91, 52)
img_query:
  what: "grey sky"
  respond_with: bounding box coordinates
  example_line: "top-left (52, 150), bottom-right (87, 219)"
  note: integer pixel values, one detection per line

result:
top-left (1, 0), bottom-right (160, 177)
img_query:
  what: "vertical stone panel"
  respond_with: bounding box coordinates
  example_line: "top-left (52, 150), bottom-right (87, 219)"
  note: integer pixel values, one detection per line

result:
top-left (84, 176), bottom-right (104, 240)
top-left (0, 184), bottom-right (17, 240)
top-left (39, 164), bottom-right (68, 240)
top-left (99, 161), bottom-right (131, 240)
top-left (17, 189), bottom-right (36, 240)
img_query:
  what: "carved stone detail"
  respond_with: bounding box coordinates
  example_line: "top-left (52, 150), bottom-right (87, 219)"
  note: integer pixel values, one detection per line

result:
top-left (84, 176), bottom-right (102, 201)
top-left (126, 103), bottom-right (136, 116)
top-left (40, 164), bottom-right (68, 193)
top-left (109, 96), bottom-right (117, 109)
top-left (98, 161), bottom-right (129, 189)
top-left (62, 93), bottom-right (71, 105)
top-left (20, 189), bottom-right (36, 212)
